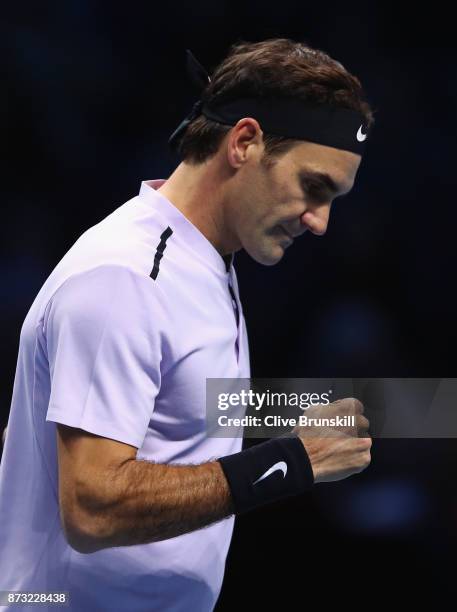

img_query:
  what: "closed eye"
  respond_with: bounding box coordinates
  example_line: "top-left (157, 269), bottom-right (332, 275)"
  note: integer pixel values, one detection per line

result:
top-left (303, 182), bottom-right (350, 203)
top-left (302, 182), bottom-right (329, 203)
top-left (299, 169), bottom-right (353, 202)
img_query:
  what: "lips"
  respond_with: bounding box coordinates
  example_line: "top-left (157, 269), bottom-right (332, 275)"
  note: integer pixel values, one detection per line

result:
top-left (280, 225), bottom-right (294, 240)
top-left (281, 224), bottom-right (310, 239)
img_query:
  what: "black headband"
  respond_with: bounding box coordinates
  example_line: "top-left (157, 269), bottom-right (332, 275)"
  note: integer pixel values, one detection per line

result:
top-left (169, 50), bottom-right (370, 155)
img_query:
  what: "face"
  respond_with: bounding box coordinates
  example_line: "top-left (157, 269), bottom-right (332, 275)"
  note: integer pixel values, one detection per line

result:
top-left (227, 139), bottom-right (361, 265)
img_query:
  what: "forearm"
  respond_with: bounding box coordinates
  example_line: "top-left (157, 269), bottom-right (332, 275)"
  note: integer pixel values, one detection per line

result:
top-left (76, 458), bottom-right (234, 550)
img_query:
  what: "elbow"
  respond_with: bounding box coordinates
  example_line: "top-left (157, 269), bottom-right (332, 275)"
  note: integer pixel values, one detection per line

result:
top-left (66, 532), bottom-right (101, 555)
top-left (60, 504), bottom-right (112, 554)
top-left (59, 472), bottom-right (123, 554)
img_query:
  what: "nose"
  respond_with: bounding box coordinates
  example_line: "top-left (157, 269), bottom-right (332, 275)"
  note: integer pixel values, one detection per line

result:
top-left (300, 202), bottom-right (332, 236)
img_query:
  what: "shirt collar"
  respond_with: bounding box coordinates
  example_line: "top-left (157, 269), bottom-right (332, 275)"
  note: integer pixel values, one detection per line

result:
top-left (138, 179), bottom-right (234, 276)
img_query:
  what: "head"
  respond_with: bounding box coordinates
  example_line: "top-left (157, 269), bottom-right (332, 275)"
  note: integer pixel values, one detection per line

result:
top-left (177, 39), bottom-right (375, 265)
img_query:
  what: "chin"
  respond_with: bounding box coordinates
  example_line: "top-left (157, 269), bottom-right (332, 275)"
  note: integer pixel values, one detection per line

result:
top-left (248, 244), bottom-right (286, 266)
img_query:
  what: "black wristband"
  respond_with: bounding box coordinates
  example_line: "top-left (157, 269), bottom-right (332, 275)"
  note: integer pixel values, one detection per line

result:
top-left (218, 434), bottom-right (314, 515)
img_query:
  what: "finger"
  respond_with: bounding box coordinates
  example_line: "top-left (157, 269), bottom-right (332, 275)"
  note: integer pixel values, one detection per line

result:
top-left (351, 398), bottom-right (364, 414)
top-left (356, 414), bottom-right (370, 432)
top-left (328, 397), bottom-right (364, 416)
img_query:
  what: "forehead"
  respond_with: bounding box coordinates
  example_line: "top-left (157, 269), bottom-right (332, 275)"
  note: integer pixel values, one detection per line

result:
top-left (285, 141), bottom-right (362, 191)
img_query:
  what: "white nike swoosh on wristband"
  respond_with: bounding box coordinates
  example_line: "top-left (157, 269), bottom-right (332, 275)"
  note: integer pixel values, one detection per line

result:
top-left (253, 461), bottom-right (288, 485)
top-left (357, 125), bottom-right (367, 142)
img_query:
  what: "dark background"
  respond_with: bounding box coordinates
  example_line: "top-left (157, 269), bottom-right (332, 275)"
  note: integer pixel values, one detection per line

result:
top-left (2, 1), bottom-right (457, 607)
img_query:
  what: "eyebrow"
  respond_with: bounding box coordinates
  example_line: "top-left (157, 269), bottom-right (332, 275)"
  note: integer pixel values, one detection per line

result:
top-left (298, 169), bottom-right (351, 198)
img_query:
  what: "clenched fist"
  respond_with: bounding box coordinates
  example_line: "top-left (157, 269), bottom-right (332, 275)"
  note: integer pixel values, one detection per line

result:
top-left (292, 397), bottom-right (372, 483)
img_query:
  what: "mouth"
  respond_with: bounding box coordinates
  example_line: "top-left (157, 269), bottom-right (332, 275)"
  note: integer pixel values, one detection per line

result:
top-left (279, 225), bottom-right (294, 242)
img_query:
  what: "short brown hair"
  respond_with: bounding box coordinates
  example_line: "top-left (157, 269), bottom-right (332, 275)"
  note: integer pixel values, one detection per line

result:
top-left (178, 38), bottom-right (375, 164)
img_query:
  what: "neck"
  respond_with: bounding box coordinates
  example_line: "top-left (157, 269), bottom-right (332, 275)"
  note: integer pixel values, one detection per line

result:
top-left (157, 158), bottom-right (239, 256)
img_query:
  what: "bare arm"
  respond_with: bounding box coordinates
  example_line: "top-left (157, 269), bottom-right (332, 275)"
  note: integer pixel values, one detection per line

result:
top-left (57, 398), bottom-right (371, 554)
top-left (56, 424), bottom-right (234, 554)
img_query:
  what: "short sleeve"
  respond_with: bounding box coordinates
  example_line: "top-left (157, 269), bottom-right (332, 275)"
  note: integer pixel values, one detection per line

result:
top-left (44, 265), bottom-right (162, 448)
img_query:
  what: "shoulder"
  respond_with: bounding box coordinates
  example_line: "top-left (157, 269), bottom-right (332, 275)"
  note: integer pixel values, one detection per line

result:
top-left (43, 264), bottom-right (165, 337)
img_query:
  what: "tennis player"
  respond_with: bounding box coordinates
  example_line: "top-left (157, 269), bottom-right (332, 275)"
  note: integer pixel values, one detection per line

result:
top-left (0, 38), bottom-right (374, 611)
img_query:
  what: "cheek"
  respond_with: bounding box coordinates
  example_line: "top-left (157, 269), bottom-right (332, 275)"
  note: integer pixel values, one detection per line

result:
top-left (265, 177), bottom-right (303, 213)
top-left (239, 169), bottom-right (297, 227)
top-left (242, 188), bottom-right (273, 226)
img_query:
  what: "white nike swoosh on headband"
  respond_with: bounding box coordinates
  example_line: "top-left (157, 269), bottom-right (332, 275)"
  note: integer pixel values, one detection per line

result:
top-left (357, 125), bottom-right (367, 142)
top-left (253, 461), bottom-right (288, 485)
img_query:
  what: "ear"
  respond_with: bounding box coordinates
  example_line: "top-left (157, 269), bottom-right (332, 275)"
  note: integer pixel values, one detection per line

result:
top-left (226, 118), bottom-right (263, 168)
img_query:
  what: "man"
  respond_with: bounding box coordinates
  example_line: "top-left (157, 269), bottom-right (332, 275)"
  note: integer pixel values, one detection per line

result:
top-left (0, 38), bottom-right (374, 611)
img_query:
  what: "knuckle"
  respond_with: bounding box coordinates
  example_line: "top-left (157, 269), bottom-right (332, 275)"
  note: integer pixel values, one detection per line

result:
top-left (339, 397), bottom-right (364, 416)
top-left (351, 397), bottom-right (364, 414)
top-left (356, 436), bottom-right (371, 451)
top-left (353, 450), bottom-right (371, 470)
top-left (357, 415), bottom-right (370, 428)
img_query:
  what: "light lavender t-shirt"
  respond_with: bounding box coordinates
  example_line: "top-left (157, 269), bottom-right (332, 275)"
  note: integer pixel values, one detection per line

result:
top-left (0, 179), bottom-right (250, 611)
